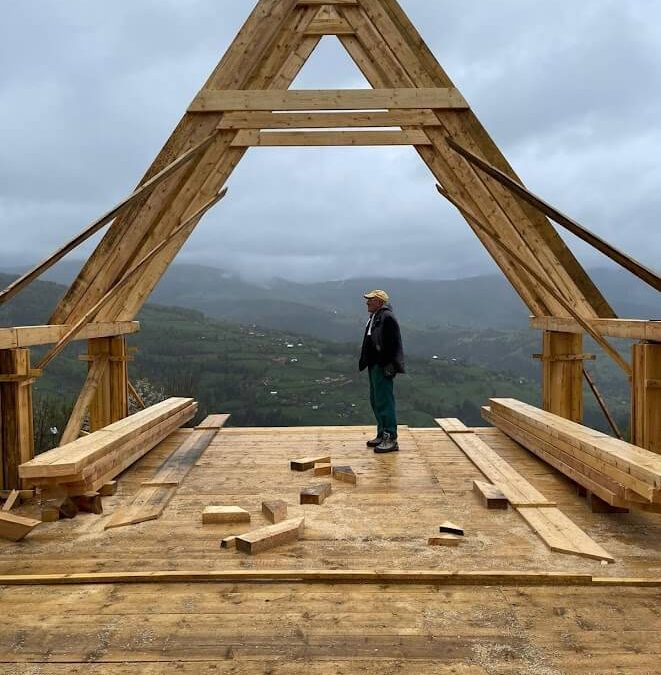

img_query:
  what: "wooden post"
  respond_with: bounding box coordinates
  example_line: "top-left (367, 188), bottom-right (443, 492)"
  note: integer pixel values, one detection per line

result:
top-left (631, 341), bottom-right (661, 453)
top-left (0, 349), bottom-right (35, 489)
top-left (87, 337), bottom-right (128, 431)
top-left (541, 331), bottom-right (584, 423)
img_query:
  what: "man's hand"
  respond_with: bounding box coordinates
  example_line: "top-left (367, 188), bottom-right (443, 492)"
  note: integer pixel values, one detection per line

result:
top-left (383, 364), bottom-right (396, 378)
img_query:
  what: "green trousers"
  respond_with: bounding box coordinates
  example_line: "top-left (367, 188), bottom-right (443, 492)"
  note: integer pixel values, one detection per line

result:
top-left (368, 365), bottom-right (397, 438)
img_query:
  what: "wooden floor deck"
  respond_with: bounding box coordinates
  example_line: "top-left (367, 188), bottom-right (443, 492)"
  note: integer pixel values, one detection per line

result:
top-left (0, 424), bottom-right (659, 673)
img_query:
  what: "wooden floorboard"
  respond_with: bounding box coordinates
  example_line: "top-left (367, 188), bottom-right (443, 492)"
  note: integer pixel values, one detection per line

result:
top-left (0, 423), bottom-right (659, 671)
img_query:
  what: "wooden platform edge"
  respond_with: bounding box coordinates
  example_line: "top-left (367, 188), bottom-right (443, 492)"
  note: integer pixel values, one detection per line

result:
top-left (0, 569), bottom-right (657, 587)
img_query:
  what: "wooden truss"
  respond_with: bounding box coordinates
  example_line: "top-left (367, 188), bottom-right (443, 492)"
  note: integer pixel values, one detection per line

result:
top-left (47, 0), bottom-right (619, 327)
top-left (1, 0), bottom-right (659, 487)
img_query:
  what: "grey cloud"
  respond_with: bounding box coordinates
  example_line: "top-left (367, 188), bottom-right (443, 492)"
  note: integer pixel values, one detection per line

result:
top-left (0, 0), bottom-right (659, 283)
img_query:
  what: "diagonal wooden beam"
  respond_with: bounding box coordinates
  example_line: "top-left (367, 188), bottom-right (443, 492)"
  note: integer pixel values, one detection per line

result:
top-left (36, 190), bottom-right (227, 371)
top-left (583, 368), bottom-right (624, 440)
top-left (59, 356), bottom-right (109, 446)
top-left (447, 137), bottom-right (661, 293)
top-left (436, 184), bottom-right (632, 376)
top-left (0, 131), bottom-right (219, 307)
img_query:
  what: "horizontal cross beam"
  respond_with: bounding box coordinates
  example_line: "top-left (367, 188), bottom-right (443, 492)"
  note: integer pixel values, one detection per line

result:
top-left (218, 110), bottom-right (441, 129)
top-left (0, 322), bottom-right (140, 350)
top-left (189, 88), bottom-right (468, 112)
top-left (230, 130), bottom-right (431, 147)
top-left (530, 316), bottom-right (661, 341)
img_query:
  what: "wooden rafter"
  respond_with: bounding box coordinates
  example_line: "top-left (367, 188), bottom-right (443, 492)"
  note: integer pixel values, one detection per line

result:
top-left (47, 0), bottom-right (618, 328)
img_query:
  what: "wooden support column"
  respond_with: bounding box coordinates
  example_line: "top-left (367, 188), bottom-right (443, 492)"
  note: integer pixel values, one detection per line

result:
top-left (631, 341), bottom-right (661, 454)
top-left (0, 349), bottom-right (35, 489)
top-left (87, 337), bottom-right (128, 431)
top-left (540, 331), bottom-right (584, 423)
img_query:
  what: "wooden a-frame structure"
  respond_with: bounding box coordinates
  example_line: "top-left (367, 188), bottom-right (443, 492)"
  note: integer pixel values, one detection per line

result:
top-left (0, 0), bottom-right (659, 488)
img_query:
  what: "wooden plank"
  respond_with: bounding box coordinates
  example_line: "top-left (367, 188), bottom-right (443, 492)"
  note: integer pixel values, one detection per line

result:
top-left (517, 507), bottom-right (614, 563)
top-left (332, 465), bottom-right (357, 485)
top-left (189, 88), bottom-right (468, 112)
top-left (194, 414), bottom-right (230, 430)
top-left (472, 480), bottom-right (508, 510)
top-left (446, 433), bottom-right (556, 507)
top-left (235, 517), bottom-right (305, 554)
top-left (435, 418), bottom-right (474, 434)
top-left (305, 15), bottom-right (354, 35)
top-left (439, 521), bottom-right (464, 536)
top-left (530, 316), bottom-right (661, 341)
top-left (290, 454), bottom-right (331, 471)
top-left (300, 483), bottom-right (332, 505)
top-left (1, 490), bottom-right (20, 512)
top-left (298, 0), bottom-right (358, 5)
top-left (231, 129), bottom-right (431, 146)
top-left (0, 322), bottom-right (140, 349)
top-left (202, 506), bottom-right (251, 524)
top-left (59, 355), bottom-right (109, 446)
top-left (261, 500), bottom-right (288, 523)
top-left (0, 512), bottom-right (41, 542)
top-left (217, 109), bottom-right (442, 129)
top-left (104, 486), bottom-right (177, 529)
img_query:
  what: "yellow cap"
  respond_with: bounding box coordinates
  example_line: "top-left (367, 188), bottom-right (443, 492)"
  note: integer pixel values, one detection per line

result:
top-left (363, 289), bottom-right (390, 303)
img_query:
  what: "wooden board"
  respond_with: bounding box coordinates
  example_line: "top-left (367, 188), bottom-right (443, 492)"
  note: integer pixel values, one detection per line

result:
top-left (202, 506), bottom-right (251, 525)
top-left (518, 507), bottom-right (614, 563)
top-left (0, 513), bottom-right (41, 542)
top-left (447, 433), bottom-right (555, 507)
top-left (189, 87), bottom-right (468, 112)
top-left (435, 418), bottom-right (474, 434)
top-left (428, 534), bottom-right (461, 547)
top-left (230, 129), bottom-right (432, 146)
top-left (313, 462), bottom-right (332, 476)
top-left (300, 483), bottom-right (332, 505)
top-left (235, 517), bottom-right (305, 555)
top-left (1, 490), bottom-right (20, 512)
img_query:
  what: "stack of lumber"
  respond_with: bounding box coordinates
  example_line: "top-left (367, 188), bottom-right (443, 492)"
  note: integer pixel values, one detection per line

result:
top-left (483, 398), bottom-right (661, 511)
top-left (19, 398), bottom-right (197, 496)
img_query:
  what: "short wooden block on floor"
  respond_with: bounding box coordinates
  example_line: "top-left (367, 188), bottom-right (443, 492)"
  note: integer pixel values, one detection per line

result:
top-left (439, 521), bottom-right (464, 536)
top-left (220, 536), bottom-right (237, 549)
top-left (290, 455), bottom-right (331, 472)
top-left (314, 462), bottom-right (332, 476)
top-left (332, 465), bottom-right (357, 485)
top-left (300, 483), bottom-right (332, 505)
top-left (99, 481), bottom-right (117, 496)
top-left (235, 517), bottom-right (304, 555)
top-left (262, 500), bottom-right (287, 524)
top-left (0, 512), bottom-right (41, 542)
top-left (473, 480), bottom-right (508, 510)
top-left (428, 534), bottom-right (461, 547)
top-left (203, 506), bottom-right (251, 525)
top-left (42, 496), bottom-right (78, 521)
top-left (72, 492), bottom-right (103, 515)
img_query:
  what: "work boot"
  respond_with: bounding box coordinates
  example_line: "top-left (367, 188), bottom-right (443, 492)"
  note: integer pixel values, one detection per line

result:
top-left (374, 433), bottom-right (399, 453)
top-left (366, 436), bottom-right (383, 447)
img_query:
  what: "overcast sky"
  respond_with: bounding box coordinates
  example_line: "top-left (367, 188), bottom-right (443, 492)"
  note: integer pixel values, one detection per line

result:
top-left (1, 1), bottom-right (660, 283)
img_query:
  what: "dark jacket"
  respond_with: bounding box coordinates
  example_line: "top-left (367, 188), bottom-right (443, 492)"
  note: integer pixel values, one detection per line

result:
top-left (359, 304), bottom-right (405, 374)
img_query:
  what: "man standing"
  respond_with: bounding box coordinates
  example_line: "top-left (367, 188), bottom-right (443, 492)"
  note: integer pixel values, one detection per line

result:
top-left (359, 290), bottom-right (405, 453)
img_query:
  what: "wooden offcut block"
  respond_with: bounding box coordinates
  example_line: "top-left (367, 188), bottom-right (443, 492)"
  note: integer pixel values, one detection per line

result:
top-left (0, 512), bottom-right (41, 542)
top-left (99, 481), bottom-right (118, 496)
top-left (332, 465), bottom-right (357, 485)
top-left (42, 496), bottom-right (78, 520)
top-left (72, 492), bottom-right (103, 514)
top-left (473, 481), bottom-right (508, 510)
top-left (300, 483), bottom-right (332, 505)
top-left (290, 455), bottom-right (331, 472)
top-left (220, 536), bottom-right (237, 550)
top-left (235, 517), bottom-right (304, 555)
top-left (428, 534), bottom-right (461, 547)
top-left (314, 462), bottom-right (332, 476)
top-left (203, 506), bottom-right (251, 524)
top-left (41, 506), bottom-right (60, 522)
top-left (262, 500), bottom-right (287, 524)
top-left (439, 521), bottom-right (464, 536)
